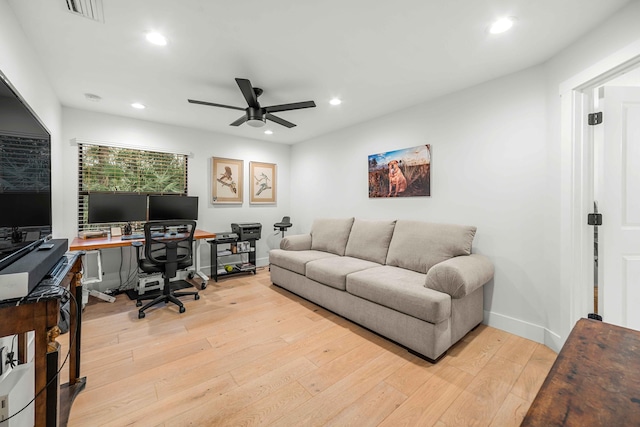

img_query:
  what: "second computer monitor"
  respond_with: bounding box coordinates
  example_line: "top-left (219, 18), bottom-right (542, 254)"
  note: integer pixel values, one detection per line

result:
top-left (148, 195), bottom-right (198, 221)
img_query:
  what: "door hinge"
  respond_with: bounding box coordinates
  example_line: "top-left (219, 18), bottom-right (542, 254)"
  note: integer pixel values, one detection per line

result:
top-left (588, 112), bottom-right (603, 125)
top-left (588, 213), bottom-right (602, 226)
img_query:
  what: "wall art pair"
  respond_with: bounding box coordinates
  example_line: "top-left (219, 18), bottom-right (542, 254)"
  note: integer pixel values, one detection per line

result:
top-left (211, 157), bottom-right (276, 204)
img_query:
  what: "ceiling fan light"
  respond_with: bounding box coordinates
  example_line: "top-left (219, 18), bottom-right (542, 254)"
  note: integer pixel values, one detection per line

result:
top-left (247, 118), bottom-right (265, 127)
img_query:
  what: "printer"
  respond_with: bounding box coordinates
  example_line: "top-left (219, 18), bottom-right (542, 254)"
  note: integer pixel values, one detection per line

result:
top-left (231, 223), bottom-right (262, 241)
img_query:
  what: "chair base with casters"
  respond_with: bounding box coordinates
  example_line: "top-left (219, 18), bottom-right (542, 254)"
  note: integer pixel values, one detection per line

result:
top-left (135, 279), bottom-right (199, 319)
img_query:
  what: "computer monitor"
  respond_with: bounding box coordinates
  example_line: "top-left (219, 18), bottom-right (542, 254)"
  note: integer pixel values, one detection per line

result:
top-left (148, 195), bottom-right (198, 221)
top-left (88, 194), bottom-right (148, 224)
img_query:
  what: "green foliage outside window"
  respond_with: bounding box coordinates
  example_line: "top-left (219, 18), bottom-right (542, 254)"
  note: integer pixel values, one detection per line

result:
top-left (80, 145), bottom-right (186, 193)
top-left (78, 143), bottom-right (188, 231)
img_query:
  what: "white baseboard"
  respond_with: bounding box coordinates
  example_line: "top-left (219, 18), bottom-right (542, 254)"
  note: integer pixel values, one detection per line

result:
top-left (483, 310), bottom-right (562, 353)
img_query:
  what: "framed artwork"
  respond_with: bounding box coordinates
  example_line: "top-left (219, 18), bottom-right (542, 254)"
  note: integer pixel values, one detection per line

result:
top-left (212, 157), bottom-right (243, 204)
top-left (368, 144), bottom-right (431, 198)
top-left (250, 161), bottom-right (277, 204)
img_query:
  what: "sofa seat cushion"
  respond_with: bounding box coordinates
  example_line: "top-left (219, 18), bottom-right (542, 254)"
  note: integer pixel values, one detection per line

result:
top-left (346, 266), bottom-right (451, 324)
top-left (269, 249), bottom-right (338, 275)
top-left (306, 256), bottom-right (381, 291)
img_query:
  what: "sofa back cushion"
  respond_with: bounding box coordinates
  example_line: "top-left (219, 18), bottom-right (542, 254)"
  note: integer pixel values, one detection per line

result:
top-left (310, 217), bottom-right (355, 256)
top-left (386, 221), bottom-right (476, 273)
top-left (345, 219), bottom-right (396, 264)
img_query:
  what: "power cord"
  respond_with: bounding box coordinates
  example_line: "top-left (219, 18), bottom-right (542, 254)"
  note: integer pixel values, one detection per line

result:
top-left (0, 288), bottom-right (78, 424)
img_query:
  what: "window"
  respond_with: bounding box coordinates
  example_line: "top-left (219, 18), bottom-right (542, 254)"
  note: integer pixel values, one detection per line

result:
top-left (77, 142), bottom-right (188, 232)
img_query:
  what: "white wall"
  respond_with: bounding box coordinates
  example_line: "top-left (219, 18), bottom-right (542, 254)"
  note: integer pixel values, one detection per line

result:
top-left (542, 0), bottom-right (640, 342)
top-left (0, 0), bottom-right (62, 237)
top-left (291, 66), bottom-right (553, 343)
top-left (0, 0), bottom-right (61, 385)
top-left (1, 0), bottom-right (640, 355)
top-left (61, 108), bottom-right (291, 288)
top-left (289, 1), bottom-right (640, 349)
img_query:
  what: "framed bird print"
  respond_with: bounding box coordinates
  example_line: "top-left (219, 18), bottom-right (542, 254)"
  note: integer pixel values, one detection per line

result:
top-left (212, 157), bottom-right (243, 204)
top-left (250, 161), bottom-right (277, 204)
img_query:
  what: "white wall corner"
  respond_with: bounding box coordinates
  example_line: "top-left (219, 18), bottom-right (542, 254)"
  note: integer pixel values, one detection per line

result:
top-left (483, 310), bottom-right (561, 353)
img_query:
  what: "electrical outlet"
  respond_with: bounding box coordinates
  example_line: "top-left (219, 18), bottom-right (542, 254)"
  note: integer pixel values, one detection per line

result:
top-left (0, 395), bottom-right (8, 421)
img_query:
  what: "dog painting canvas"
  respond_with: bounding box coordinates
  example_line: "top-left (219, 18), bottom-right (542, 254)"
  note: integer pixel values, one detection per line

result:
top-left (368, 145), bottom-right (430, 198)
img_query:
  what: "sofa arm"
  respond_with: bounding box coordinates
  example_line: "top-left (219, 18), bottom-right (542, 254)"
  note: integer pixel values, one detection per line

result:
top-left (424, 254), bottom-right (494, 298)
top-left (280, 234), bottom-right (312, 251)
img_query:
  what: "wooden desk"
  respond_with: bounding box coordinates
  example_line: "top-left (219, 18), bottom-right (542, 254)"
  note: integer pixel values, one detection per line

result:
top-left (522, 318), bottom-right (640, 426)
top-left (69, 229), bottom-right (215, 251)
top-left (0, 252), bottom-right (84, 426)
top-left (70, 229), bottom-right (216, 286)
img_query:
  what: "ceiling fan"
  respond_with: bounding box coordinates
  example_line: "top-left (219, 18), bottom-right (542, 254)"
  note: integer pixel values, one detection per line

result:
top-left (188, 78), bottom-right (316, 128)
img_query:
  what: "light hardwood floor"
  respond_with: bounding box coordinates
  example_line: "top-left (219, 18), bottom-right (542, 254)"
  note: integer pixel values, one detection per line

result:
top-left (61, 268), bottom-right (556, 426)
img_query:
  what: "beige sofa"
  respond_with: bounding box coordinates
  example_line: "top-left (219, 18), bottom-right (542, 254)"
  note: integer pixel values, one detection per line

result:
top-left (269, 218), bottom-right (494, 362)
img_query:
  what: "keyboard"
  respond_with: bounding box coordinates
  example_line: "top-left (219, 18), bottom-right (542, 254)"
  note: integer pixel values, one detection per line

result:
top-left (121, 234), bottom-right (144, 240)
top-left (121, 232), bottom-right (166, 240)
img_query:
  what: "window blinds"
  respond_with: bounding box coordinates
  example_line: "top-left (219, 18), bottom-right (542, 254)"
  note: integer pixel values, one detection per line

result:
top-left (77, 142), bottom-right (188, 231)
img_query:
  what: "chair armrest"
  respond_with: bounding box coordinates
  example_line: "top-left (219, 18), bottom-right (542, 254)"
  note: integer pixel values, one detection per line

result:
top-left (424, 254), bottom-right (494, 298)
top-left (280, 234), bottom-right (312, 251)
top-left (131, 241), bottom-right (143, 263)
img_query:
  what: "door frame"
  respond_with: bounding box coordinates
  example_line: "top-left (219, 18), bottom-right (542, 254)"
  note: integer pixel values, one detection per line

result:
top-left (560, 39), bottom-right (640, 342)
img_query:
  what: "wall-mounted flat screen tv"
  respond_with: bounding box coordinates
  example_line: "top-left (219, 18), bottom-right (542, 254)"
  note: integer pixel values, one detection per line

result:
top-left (0, 70), bottom-right (52, 271)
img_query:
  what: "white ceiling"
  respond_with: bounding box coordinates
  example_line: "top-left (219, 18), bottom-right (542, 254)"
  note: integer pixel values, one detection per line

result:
top-left (7, 0), bottom-right (632, 144)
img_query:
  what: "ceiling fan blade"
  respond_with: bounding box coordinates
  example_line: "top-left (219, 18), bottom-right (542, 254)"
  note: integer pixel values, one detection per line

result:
top-left (230, 115), bottom-right (248, 126)
top-left (188, 99), bottom-right (245, 111)
top-left (266, 113), bottom-right (296, 128)
top-left (264, 100), bottom-right (316, 113)
top-left (235, 78), bottom-right (260, 108)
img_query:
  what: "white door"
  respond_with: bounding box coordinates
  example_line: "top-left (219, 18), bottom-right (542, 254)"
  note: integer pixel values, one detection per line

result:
top-left (599, 86), bottom-right (640, 329)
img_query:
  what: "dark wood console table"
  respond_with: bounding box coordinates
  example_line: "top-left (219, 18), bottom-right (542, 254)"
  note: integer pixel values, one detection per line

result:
top-left (522, 318), bottom-right (640, 426)
top-left (0, 252), bottom-right (85, 426)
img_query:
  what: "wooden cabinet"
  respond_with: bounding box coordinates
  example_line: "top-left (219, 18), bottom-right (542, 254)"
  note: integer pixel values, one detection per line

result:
top-left (523, 318), bottom-right (640, 426)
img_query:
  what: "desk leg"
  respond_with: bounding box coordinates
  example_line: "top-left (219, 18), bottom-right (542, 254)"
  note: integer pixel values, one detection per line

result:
top-left (18, 333), bottom-right (28, 364)
top-left (194, 239), bottom-right (209, 287)
top-left (59, 258), bottom-right (87, 425)
top-left (70, 270), bottom-right (83, 383)
top-left (46, 344), bottom-right (60, 427)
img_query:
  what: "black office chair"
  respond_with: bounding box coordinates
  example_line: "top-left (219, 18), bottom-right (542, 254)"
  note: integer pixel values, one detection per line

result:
top-left (133, 220), bottom-right (200, 319)
top-left (274, 216), bottom-right (292, 238)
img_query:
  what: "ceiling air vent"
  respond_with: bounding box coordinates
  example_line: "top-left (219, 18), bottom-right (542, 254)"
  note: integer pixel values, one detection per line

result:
top-left (64, 0), bottom-right (104, 23)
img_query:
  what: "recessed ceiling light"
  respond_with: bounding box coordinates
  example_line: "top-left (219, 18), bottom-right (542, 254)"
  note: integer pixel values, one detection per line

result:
top-left (329, 98), bottom-right (342, 106)
top-left (131, 102), bottom-right (146, 109)
top-left (146, 32), bottom-right (167, 46)
top-left (489, 17), bottom-right (515, 34)
top-left (264, 130), bottom-right (273, 135)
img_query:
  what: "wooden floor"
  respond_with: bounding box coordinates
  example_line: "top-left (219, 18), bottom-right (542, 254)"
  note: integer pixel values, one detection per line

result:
top-left (60, 268), bottom-right (557, 426)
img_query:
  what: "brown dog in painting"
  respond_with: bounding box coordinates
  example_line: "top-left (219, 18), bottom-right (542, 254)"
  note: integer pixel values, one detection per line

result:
top-left (388, 160), bottom-right (407, 196)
